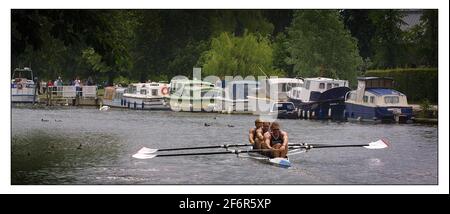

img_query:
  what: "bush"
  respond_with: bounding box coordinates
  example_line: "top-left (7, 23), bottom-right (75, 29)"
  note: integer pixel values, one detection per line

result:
top-left (365, 68), bottom-right (438, 103)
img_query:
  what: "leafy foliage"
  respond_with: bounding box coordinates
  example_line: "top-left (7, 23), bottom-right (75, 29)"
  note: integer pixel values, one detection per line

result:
top-left (286, 10), bottom-right (362, 85)
top-left (198, 32), bottom-right (282, 78)
top-left (11, 9), bottom-right (438, 87)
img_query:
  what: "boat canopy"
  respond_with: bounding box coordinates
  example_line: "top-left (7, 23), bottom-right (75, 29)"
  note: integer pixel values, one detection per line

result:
top-left (12, 67), bottom-right (34, 81)
top-left (366, 88), bottom-right (405, 96)
top-left (358, 77), bottom-right (395, 89)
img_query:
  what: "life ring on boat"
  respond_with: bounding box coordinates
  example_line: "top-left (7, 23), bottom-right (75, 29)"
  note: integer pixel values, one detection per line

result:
top-left (161, 86), bottom-right (169, 95)
top-left (17, 83), bottom-right (23, 89)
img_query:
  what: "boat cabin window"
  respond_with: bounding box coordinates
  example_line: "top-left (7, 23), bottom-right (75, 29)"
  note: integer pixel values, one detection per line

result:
top-left (285, 83), bottom-right (301, 92)
top-left (333, 83), bottom-right (339, 88)
top-left (384, 96), bottom-right (399, 104)
top-left (370, 96), bottom-right (375, 103)
top-left (319, 83), bottom-right (325, 89)
top-left (293, 90), bottom-right (299, 98)
top-left (140, 88), bottom-right (147, 95)
top-left (152, 89), bottom-right (158, 96)
top-left (347, 92), bottom-right (356, 101)
top-left (363, 96), bottom-right (368, 103)
top-left (114, 91), bottom-right (123, 99)
top-left (305, 80), bottom-right (311, 90)
top-left (273, 103), bottom-right (295, 111)
top-left (326, 83), bottom-right (332, 90)
top-left (129, 86), bottom-right (137, 94)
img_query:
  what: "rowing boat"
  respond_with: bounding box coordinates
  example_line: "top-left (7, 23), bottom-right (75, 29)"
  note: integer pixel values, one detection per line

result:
top-left (236, 147), bottom-right (306, 168)
top-left (132, 139), bottom-right (389, 168)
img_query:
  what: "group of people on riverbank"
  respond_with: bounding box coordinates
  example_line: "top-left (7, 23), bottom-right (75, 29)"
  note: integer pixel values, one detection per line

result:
top-left (248, 119), bottom-right (289, 158)
top-left (39, 76), bottom-right (94, 95)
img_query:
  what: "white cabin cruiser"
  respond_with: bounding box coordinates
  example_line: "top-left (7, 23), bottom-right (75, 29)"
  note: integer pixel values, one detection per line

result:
top-left (11, 67), bottom-right (38, 103)
top-left (219, 80), bottom-right (259, 113)
top-left (248, 78), bottom-right (303, 118)
top-left (168, 79), bottom-right (222, 112)
top-left (123, 82), bottom-right (170, 110)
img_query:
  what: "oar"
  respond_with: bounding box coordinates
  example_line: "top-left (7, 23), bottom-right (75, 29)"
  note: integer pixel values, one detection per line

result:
top-left (289, 138), bottom-right (389, 150)
top-left (132, 149), bottom-right (270, 160)
top-left (135, 143), bottom-right (252, 154)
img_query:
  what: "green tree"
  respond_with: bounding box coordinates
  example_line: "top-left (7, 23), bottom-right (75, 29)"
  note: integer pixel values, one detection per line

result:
top-left (131, 10), bottom-right (213, 82)
top-left (210, 10), bottom-right (274, 38)
top-left (286, 10), bottom-right (362, 85)
top-left (369, 10), bottom-right (406, 68)
top-left (272, 33), bottom-right (293, 76)
top-left (340, 9), bottom-right (376, 60)
top-left (418, 10), bottom-right (438, 67)
top-left (11, 10), bottom-right (136, 84)
top-left (198, 32), bottom-right (281, 78)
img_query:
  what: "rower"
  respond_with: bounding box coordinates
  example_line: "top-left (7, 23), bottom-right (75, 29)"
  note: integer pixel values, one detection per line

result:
top-left (248, 119), bottom-right (264, 149)
top-left (255, 121), bottom-right (270, 149)
top-left (262, 122), bottom-right (289, 158)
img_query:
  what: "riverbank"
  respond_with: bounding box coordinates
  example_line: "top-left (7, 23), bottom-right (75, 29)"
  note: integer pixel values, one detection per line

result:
top-left (410, 104), bottom-right (438, 125)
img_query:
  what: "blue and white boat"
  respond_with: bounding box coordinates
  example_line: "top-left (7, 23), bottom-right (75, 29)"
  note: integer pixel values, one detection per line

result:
top-left (287, 77), bottom-right (350, 120)
top-left (345, 77), bottom-right (413, 123)
top-left (11, 67), bottom-right (38, 103)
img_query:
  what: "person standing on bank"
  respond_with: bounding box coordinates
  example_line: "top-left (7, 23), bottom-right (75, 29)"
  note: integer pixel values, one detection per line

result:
top-left (262, 122), bottom-right (289, 158)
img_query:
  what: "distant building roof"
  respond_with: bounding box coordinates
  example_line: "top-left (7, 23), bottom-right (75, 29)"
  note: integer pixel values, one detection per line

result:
top-left (401, 9), bottom-right (423, 31)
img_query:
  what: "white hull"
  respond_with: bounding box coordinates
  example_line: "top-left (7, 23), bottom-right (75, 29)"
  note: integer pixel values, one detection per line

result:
top-left (102, 99), bottom-right (126, 108)
top-left (124, 96), bottom-right (170, 110)
top-left (168, 97), bottom-right (218, 112)
top-left (11, 94), bottom-right (37, 103)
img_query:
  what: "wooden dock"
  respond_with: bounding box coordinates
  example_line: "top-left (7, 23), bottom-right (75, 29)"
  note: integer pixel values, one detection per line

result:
top-left (39, 86), bottom-right (99, 106)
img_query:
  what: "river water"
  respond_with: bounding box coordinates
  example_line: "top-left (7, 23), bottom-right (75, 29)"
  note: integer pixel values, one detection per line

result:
top-left (11, 106), bottom-right (438, 184)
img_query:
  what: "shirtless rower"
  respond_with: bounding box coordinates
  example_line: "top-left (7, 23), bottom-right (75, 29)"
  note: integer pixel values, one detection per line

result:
top-left (249, 119), bottom-right (264, 149)
top-left (262, 122), bottom-right (289, 158)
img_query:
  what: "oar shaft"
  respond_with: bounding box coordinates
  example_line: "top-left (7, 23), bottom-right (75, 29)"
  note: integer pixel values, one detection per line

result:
top-left (309, 144), bottom-right (368, 148)
top-left (158, 145), bottom-right (222, 151)
top-left (154, 149), bottom-right (270, 157)
top-left (289, 144), bottom-right (369, 149)
top-left (156, 151), bottom-right (233, 157)
top-left (157, 144), bottom-right (251, 152)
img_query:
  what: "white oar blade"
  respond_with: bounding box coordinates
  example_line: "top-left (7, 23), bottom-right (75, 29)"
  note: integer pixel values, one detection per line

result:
top-left (132, 153), bottom-right (157, 159)
top-left (136, 147), bottom-right (158, 154)
top-left (364, 139), bottom-right (390, 149)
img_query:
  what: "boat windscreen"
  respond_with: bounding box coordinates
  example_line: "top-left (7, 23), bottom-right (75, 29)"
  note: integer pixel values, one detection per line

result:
top-left (273, 103), bottom-right (295, 111)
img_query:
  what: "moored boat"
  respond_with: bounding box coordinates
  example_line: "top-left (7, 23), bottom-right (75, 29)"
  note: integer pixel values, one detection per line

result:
top-left (168, 79), bottom-right (222, 112)
top-left (11, 67), bottom-right (38, 103)
top-left (247, 78), bottom-right (303, 118)
top-left (123, 82), bottom-right (170, 110)
top-left (219, 80), bottom-right (259, 113)
top-left (102, 86), bottom-right (127, 108)
top-left (344, 77), bottom-right (413, 123)
top-left (257, 101), bottom-right (299, 119)
top-left (287, 77), bottom-right (350, 120)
